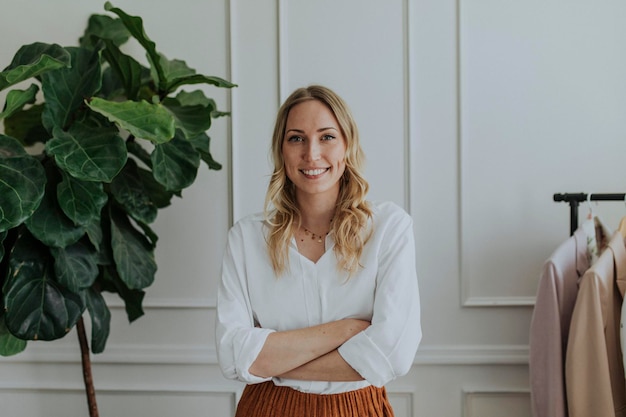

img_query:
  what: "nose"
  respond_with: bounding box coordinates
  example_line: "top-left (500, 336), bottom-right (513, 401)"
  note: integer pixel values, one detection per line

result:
top-left (303, 139), bottom-right (321, 161)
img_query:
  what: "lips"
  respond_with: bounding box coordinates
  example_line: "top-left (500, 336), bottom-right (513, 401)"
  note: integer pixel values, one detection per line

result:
top-left (301, 168), bottom-right (329, 176)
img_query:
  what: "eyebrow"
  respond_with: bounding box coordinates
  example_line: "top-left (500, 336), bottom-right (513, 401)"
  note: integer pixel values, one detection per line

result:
top-left (285, 127), bottom-right (338, 134)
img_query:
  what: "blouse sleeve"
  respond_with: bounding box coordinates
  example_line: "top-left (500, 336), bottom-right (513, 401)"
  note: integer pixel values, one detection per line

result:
top-left (215, 221), bottom-right (275, 384)
top-left (338, 208), bottom-right (422, 387)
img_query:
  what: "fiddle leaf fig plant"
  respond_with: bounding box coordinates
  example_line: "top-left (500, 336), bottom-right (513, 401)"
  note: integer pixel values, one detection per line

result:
top-left (0, 0), bottom-right (233, 399)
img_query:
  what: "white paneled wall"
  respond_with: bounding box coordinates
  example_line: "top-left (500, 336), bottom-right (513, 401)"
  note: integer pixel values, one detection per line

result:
top-left (2, 1), bottom-right (626, 416)
top-left (459, 0), bottom-right (626, 307)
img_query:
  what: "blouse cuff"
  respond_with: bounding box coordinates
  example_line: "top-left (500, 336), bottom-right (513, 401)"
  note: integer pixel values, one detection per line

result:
top-left (338, 331), bottom-right (395, 387)
top-left (235, 328), bottom-right (275, 384)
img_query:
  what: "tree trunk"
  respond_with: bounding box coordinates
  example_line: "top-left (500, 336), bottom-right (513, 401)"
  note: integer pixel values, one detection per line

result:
top-left (77, 316), bottom-right (99, 417)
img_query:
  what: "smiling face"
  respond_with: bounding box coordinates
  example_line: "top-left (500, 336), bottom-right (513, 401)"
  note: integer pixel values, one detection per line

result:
top-left (282, 99), bottom-right (347, 204)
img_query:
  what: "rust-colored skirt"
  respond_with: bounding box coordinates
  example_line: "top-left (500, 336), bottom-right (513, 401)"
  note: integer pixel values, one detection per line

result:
top-left (234, 381), bottom-right (394, 417)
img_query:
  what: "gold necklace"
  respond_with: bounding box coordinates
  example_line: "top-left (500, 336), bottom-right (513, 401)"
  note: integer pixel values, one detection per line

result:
top-left (300, 218), bottom-right (333, 243)
top-left (302, 227), bottom-right (329, 243)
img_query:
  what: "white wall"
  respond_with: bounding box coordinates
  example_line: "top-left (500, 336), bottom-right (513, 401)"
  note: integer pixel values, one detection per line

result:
top-left (2, 1), bottom-right (626, 416)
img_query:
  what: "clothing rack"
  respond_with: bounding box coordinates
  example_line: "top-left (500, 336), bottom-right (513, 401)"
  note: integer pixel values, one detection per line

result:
top-left (553, 193), bottom-right (626, 236)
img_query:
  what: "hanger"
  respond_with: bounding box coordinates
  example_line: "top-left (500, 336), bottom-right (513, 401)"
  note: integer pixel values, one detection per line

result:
top-left (581, 194), bottom-right (598, 257)
top-left (586, 193), bottom-right (595, 220)
top-left (618, 194), bottom-right (626, 237)
top-left (582, 193), bottom-right (612, 263)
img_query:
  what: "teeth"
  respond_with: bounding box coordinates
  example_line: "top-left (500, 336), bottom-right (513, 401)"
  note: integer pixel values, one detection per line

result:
top-left (302, 168), bottom-right (326, 176)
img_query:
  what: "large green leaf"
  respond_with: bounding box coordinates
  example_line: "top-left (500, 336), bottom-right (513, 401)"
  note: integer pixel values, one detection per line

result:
top-left (157, 55), bottom-right (194, 87)
top-left (3, 230), bottom-right (85, 341)
top-left (137, 167), bottom-right (174, 209)
top-left (0, 318), bottom-right (27, 356)
top-left (134, 219), bottom-right (158, 248)
top-left (0, 84), bottom-right (38, 120)
top-left (126, 140), bottom-right (152, 168)
top-left (3, 104), bottom-right (49, 146)
top-left (166, 73), bottom-right (237, 93)
top-left (46, 123), bottom-right (127, 183)
top-left (87, 97), bottom-right (175, 144)
top-left (110, 159), bottom-right (157, 224)
top-left (100, 265), bottom-right (144, 322)
top-left (0, 43), bottom-right (71, 92)
top-left (104, 2), bottom-right (166, 91)
top-left (174, 90), bottom-right (215, 107)
top-left (25, 196), bottom-right (85, 248)
top-left (85, 287), bottom-right (110, 354)
top-left (101, 39), bottom-right (143, 100)
top-left (188, 132), bottom-right (222, 170)
top-left (110, 208), bottom-right (156, 290)
top-left (79, 14), bottom-right (130, 49)
top-left (85, 218), bottom-right (106, 259)
top-left (162, 93), bottom-right (213, 139)
top-left (173, 90), bottom-right (231, 119)
top-left (50, 238), bottom-right (99, 293)
top-left (157, 54), bottom-right (236, 92)
top-left (86, 212), bottom-right (114, 268)
top-left (25, 163), bottom-right (85, 248)
top-left (57, 170), bottom-right (108, 226)
top-left (0, 135), bottom-right (46, 233)
top-left (41, 46), bottom-right (102, 132)
top-left (176, 90), bottom-right (222, 170)
top-left (100, 63), bottom-right (152, 101)
top-left (100, 66), bottom-right (124, 99)
top-left (151, 131), bottom-right (201, 191)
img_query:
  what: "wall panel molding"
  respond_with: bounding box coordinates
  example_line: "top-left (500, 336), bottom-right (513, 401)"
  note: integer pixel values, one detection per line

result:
top-left (227, 0), bottom-right (237, 227)
top-left (462, 296), bottom-right (535, 308)
top-left (3, 343), bottom-right (528, 366)
top-left (463, 389), bottom-right (531, 417)
top-left (403, 0), bottom-right (413, 215)
top-left (0, 385), bottom-right (238, 395)
top-left (1, 345), bottom-right (217, 365)
top-left (227, 0), bottom-right (241, 225)
top-left (104, 296), bottom-right (216, 310)
top-left (415, 344), bottom-right (528, 365)
top-left (0, 386), bottom-right (239, 416)
top-left (387, 390), bottom-right (415, 417)
top-left (277, 0), bottom-right (287, 104)
top-left (228, 0), bottom-right (280, 221)
top-left (456, 0), bottom-right (535, 308)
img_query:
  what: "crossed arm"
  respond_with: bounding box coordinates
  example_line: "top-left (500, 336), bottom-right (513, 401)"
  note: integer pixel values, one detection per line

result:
top-left (249, 319), bottom-right (370, 381)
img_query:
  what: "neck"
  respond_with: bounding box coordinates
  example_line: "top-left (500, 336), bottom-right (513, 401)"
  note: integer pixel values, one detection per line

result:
top-left (296, 191), bottom-right (337, 230)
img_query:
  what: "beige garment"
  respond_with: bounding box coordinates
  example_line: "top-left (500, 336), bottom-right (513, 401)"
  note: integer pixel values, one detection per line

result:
top-left (566, 232), bottom-right (626, 417)
top-left (530, 229), bottom-right (589, 417)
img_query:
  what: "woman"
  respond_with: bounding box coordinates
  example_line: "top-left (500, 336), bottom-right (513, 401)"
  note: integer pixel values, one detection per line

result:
top-left (216, 85), bottom-right (421, 416)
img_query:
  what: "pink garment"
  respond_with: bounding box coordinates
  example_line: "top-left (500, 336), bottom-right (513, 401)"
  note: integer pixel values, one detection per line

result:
top-left (529, 229), bottom-right (589, 417)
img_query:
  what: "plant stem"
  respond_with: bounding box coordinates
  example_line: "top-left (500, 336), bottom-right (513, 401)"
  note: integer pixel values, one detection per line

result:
top-left (77, 316), bottom-right (99, 417)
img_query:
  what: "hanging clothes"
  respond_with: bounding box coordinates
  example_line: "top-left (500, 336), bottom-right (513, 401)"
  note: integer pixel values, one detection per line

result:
top-left (529, 228), bottom-right (590, 417)
top-left (620, 257), bottom-right (626, 388)
top-left (618, 219), bottom-right (626, 378)
top-left (565, 231), bottom-right (626, 417)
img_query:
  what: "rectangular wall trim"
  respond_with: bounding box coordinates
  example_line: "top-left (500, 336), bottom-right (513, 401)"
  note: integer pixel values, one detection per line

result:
top-left (2, 344), bottom-right (529, 366)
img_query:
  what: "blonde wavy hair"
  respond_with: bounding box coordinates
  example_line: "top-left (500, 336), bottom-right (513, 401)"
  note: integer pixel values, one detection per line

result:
top-left (264, 85), bottom-right (372, 276)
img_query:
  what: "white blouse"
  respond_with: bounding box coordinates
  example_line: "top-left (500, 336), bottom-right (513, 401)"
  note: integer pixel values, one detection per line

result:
top-left (215, 201), bottom-right (421, 394)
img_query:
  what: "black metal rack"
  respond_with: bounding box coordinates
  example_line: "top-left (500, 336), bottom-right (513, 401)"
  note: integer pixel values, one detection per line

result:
top-left (553, 193), bottom-right (626, 236)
